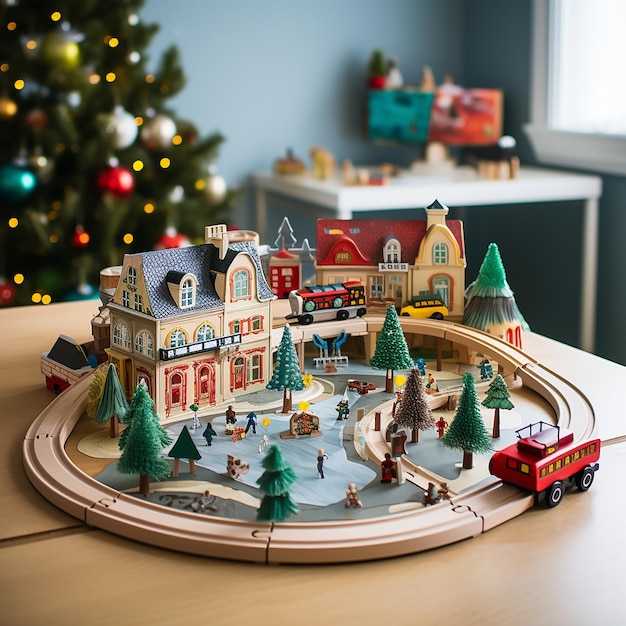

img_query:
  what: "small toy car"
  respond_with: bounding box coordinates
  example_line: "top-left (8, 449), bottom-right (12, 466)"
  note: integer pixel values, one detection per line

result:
top-left (400, 295), bottom-right (448, 320)
top-left (348, 380), bottom-right (376, 394)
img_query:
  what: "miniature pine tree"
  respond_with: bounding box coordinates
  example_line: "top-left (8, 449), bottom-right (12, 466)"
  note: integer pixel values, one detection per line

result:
top-left (462, 243), bottom-right (530, 342)
top-left (266, 325), bottom-right (304, 413)
top-left (168, 425), bottom-right (201, 476)
top-left (394, 368), bottom-right (436, 442)
top-left (86, 364), bottom-right (108, 419)
top-left (441, 372), bottom-right (492, 469)
top-left (481, 373), bottom-right (514, 438)
top-left (95, 363), bottom-right (129, 438)
top-left (0, 1), bottom-right (233, 306)
top-left (118, 382), bottom-right (171, 495)
top-left (370, 305), bottom-right (414, 392)
top-left (256, 444), bottom-right (300, 522)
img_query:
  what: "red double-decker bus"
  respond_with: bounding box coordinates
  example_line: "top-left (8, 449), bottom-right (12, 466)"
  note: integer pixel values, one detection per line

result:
top-left (287, 281), bottom-right (367, 325)
top-left (489, 421), bottom-right (600, 507)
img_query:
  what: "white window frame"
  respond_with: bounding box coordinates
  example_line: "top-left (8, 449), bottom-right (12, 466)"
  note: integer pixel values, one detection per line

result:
top-left (525, 0), bottom-right (626, 176)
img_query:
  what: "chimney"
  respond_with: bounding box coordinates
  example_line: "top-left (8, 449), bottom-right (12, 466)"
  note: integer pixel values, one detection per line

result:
top-left (425, 199), bottom-right (449, 228)
top-left (204, 223), bottom-right (229, 259)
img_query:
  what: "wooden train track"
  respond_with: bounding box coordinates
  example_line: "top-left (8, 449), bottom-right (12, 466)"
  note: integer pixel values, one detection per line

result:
top-left (23, 318), bottom-right (597, 564)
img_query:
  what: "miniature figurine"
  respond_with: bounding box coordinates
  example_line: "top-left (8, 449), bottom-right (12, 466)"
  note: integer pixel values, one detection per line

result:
top-left (335, 398), bottom-right (350, 421)
top-left (317, 448), bottom-right (328, 478)
top-left (425, 373), bottom-right (438, 394)
top-left (477, 358), bottom-right (493, 380)
top-left (435, 416), bottom-right (448, 438)
top-left (258, 434), bottom-right (270, 454)
top-left (415, 357), bottom-right (426, 377)
top-left (380, 452), bottom-right (397, 483)
top-left (225, 405), bottom-right (237, 425)
top-left (386, 56), bottom-right (403, 89)
top-left (266, 325), bottom-right (305, 413)
top-left (482, 373), bottom-right (514, 438)
top-left (244, 411), bottom-right (257, 435)
top-left (256, 444), bottom-right (300, 522)
top-left (394, 368), bottom-right (435, 443)
top-left (189, 403), bottom-right (201, 430)
top-left (345, 483), bottom-right (363, 508)
top-left (439, 482), bottom-right (451, 500)
top-left (202, 421), bottom-right (217, 446)
top-left (422, 482), bottom-right (441, 506)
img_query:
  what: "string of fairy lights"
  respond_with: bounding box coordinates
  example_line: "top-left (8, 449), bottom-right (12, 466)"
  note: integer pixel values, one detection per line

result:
top-left (0, 3), bottom-right (228, 306)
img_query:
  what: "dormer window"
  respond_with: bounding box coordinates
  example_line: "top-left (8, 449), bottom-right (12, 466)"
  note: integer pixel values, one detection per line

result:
top-left (166, 271), bottom-right (198, 309)
top-left (384, 238), bottom-right (401, 263)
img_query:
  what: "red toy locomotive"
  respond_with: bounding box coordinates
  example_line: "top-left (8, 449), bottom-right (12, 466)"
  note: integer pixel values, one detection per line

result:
top-left (489, 421), bottom-right (600, 507)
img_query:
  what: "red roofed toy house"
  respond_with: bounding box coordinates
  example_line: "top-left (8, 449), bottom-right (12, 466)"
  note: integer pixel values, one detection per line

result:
top-left (106, 224), bottom-right (276, 420)
top-left (315, 200), bottom-right (466, 319)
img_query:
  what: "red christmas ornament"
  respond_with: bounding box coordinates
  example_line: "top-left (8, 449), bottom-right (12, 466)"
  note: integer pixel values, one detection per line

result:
top-left (0, 278), bottom-right (17, 306)
top-left (153, 227), bottom-right (191, 250)
top-left (71, 225), bottom-right (90, 248)
top-left (96, 165), bottom-right (134, 199)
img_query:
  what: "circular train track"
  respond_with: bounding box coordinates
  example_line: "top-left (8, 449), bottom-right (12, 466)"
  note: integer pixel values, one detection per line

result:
top-left (23, 318), bottom-right (597, 564)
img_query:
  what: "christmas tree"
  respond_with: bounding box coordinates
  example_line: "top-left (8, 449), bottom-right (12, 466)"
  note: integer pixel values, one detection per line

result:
top-left (256, 444), bottom-right (300, 523)
top-left (266, 325), bottom-right (304, 413)
top-left (94, 362), bottom-right (128, 438)
top-left (370, 305), bottom-right (414, 392)
top-left (0, 0), bottom-right (234, 307)
top-left (441, 372), bottom-right (492, 469)
top-left (481, 373), bottom-right (514, 438)
top-left (394, 368), bottom-right (435, 442)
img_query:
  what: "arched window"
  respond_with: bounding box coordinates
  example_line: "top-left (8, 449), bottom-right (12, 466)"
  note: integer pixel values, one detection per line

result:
top-left (168, 328), bottom-right (187, 348)
top-left (233, 268), bottom-right (250, 300)
top-left (181, 278), bottom-right (195, 308)
top-left (135, 330), bottom-right (154, 357)
top-left (433, 242), bottom-right (448, 265)
top-left (113, 322), bottom-right (131, 350)
top-left (196, 323), bottom-right (215, 342)
top-left (127, 266), bottom-right (137, 286)
top-left (384, 239), bottom-right (401, 263)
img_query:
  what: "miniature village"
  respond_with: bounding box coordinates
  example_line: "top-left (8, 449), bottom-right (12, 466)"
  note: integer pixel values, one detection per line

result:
top-left (38, 202), bottom-right (599, 536)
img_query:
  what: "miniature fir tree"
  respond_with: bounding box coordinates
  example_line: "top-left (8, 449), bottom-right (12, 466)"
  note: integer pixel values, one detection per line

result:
top-left (256, 444), bottom-right (300, 523)
top-left (0, 1), bottom-right (233, 306)
top-left (462, 243), bottom-right (530, 346)
top-left (86, 364), bottom-right (108, 418)
top-left (168, 425), bottom-right (201, 477)
top-left (266, 325), bottom-right (304, 413)
top-left (118, 382), bottom-right (171, 495)
top-left (394, 368), bottom-right (436, 442)
top-left (370, 305), bottom-right (414, 393)
top-left (481, 373), bottom-right (514, 438)
top-left (95, 363), bottom-right (129, 438)
top-left (441, 372), bottom-right (492, 469)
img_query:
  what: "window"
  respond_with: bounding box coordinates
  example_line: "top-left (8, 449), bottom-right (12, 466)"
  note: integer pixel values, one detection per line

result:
top-left (113, 322), bottom-right (131, 350)
top-left (196, 323), bottom-right (215, 342)
top-left (134, 293), bottom-right (143, 312)
top-left (247, 353), bottom-right (262, 383)
top-left (135, 330), bottom-right (154, 357)
top-left (335, 251), bottom-right (352, 263)
top-left (384, 239), bottom-right (400, 263)
top-left (232, 269), bottom-right (250, 300)
top-left (180, 278), bottom-right (195, 308)
top-left (122, 291), bottom-right (130, 307)
top-left (168, 328), bottom-right (187, 348)
top-left (127, 266), bottom-right (137, 286)
top-left (526, 0), bottom-right (626, 175)
top-left (433, 242), bottom-right (448, 265)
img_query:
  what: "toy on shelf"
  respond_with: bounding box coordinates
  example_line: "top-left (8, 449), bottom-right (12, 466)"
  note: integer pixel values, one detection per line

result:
top-left (256, 444), bottom-right (300, 522)
top-left (266, 325), bottom-right (304, 413)
top-left (168, 426), bottom-right (201, 477)
top-left (482, 373), bottom-right (514, 438)
top-left (227, 454), bottom-right (250, 480)
top-left (94, 363), bottom-right (129, 438)
top-left (273, 148), bottom-right (307, 175)
top-left (370, 305), bottom-right (414, 392)
top-left (366, 48), bottom-right (387, 89)
top-left (310, 146), bottom-right (335, 180)
top-left (467, 135), bottom-right (520, 180)
top-left (489, 422), bottom-right (600, 507)
top-left (441, 372), bottom-right (492, 469)
top-left (202, 421), bottom-right (217, 446)
top-left (386, 56), bottom-right (403, 89)
top-left (463, 242), bottom-right (530, 349)
top-left (393, 368), bottom-right (436, 443)
top-left (287, 281), bottom-right (366, 326)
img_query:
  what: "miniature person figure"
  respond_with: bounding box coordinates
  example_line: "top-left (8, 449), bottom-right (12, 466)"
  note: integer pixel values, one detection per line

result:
top-left (422, 482), bottom-right (441, 506)
top-left (478, 358), bottom-right (493, 380)
top-left (425, 373), bottom-right (438, 394)
top-left (436, 416), bottom-right (448, 438)
top-left (258, 434), bottom-right (270, 454)
top-left (317, 448), bottom-right (328, 478)
top-left (225, 405), bottom-right (237, 425)
top-left (415, 357), bottom-right (426, 377)
top-left (335, 398), bottom-right (350, 421)
top-left (439, 482), bottom-right (451, 501)
top-left (345, 483), bottom-right (363, 508)
top-left (380, 453), bottom-right (397, 483)
top-left (392, 391), bottom-right (403, 417)
top-left (386, 57), bottom-right (403, 89)
top-left (244, 411), bottom-right (257, 435)
top-left (202, 421), bottom-right (217, 446)
top-left (200, 490), bottom-right (212, 510)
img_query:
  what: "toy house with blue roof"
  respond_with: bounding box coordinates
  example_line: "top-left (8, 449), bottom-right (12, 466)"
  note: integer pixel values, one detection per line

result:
top-left (106, 224), bottom-right (275, 420)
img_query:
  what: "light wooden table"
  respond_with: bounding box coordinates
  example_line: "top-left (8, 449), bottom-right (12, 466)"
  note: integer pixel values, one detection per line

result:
top-left (1, 300), bottom-right (625, 626)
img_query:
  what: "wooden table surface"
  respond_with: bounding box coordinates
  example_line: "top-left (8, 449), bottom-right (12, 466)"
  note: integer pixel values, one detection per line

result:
top-left (1, 300), bottom-right (625, 626)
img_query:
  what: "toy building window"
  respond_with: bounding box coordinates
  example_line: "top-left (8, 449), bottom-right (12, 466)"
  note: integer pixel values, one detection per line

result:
top-left (122, 290), bottom-right (130, 307)
top-left (166, 271), bottom-right (197, 309)
top-left (113, 322), bottom-right (131, 350)
top-left (251, 315), bottom-right (262, 332)
top-left (180, 278), bottom-right (195, 308)
top-left (134, 293), bottom-right (143, 312)
top-left (168, 328), bottom-right (188, 348)
top-left (196, 323), bottom-right (215, 342)
top-left (232, 269), bottom-right (251, 300)
top-left (335, 251), bottom-right (351, 263)
top-left (230, 319), bottom-right (241, 334)
top-left (384, 239), bottom-right (401, 263)
top-left (247, 353), bottom-right (262, 382)
top-left (433, 242), bottom-right (448, 265)
top-left (127, 266), bottom-right (137, 286)
top-left (134, 330), bottom-right (154, 357)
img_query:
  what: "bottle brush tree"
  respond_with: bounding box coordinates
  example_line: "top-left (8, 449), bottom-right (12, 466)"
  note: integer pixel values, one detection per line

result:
top-left (256, 444), bottom-right (300, 523)
top-left (394, 368), bottom-right (436, 442)
top-left (266, 325), bottom-right (304, 413)
top-left (481, 373), bottom-right (514, 438)
top-left (95, 362), bottom-right (129, 438)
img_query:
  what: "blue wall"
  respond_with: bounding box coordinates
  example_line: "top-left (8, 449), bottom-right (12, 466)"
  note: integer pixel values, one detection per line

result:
top-left (141, 0), bottom-right (626, 365)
